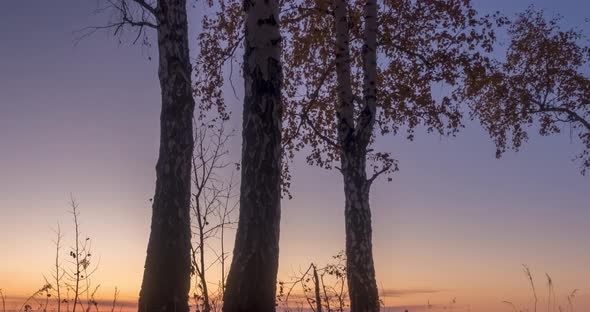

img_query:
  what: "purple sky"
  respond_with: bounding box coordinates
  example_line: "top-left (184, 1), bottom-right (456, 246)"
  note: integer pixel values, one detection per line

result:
top-left (0, 0), bottom-right (589, 311)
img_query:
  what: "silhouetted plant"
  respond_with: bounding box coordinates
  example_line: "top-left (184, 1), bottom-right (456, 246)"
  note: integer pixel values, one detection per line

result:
top-left (1, 288), bottom-right (6, 312)
top-left (502, 266), bottom-right (579, 312)
top-left (190, 119), bottom-right (238, 312)
top-left (45, 223), bottom-right (68, 312)
top-left (278, 251), bottom-right (348, 312)
top-left (1, 200), bottom-right (120, 312)
top-left (109, 288), bottom-right (119, 312)
top-left (64, 199), bottom-right (99, 312)
top-left (523, 265), bottom-right (538, 312)
top-left (18, 284), bottom-right (52, 312)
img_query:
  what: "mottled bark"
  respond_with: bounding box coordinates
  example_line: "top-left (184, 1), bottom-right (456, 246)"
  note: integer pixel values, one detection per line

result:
top-left (138, 1), bottom-right (195, 312)
top-left (341, 158), bottom-right (379, 312)
top-left (222, 0), bottom-right (283, 310)
top-left (333, 0), bottom-right (380, 309)
top-left (334, 0), bottom-right (355, 135)
top-left (358, 0), bottom-right (377, 145)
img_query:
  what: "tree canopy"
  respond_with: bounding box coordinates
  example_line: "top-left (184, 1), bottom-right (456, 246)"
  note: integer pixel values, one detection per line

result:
top-left (196, 0), bottom-right (503, 184)
top-left (467, 8), bottom-right (590, 174)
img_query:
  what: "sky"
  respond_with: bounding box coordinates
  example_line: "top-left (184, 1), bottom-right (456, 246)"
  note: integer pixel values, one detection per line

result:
top-left (0, 1), bottom-right (589, 312)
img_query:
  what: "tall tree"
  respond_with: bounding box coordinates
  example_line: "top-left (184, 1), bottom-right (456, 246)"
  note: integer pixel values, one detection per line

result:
top-left (92, 0), bottom-right (196, 311)
top-left (466, 8), bottom-right (590, 174)
top-left (197, 0), bottom-right (283, 310)
top-left (282, 1), bottom-right (498, 311)
top-left (196, 0), bottom-right (498, 310)
top-left (331, 0), bottom-right (381, 307)
top-left (138, 1), bottom-right (195, 311)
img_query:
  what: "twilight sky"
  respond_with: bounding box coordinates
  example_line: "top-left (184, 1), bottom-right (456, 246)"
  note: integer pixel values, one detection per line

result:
top-left (0, 1), bottom-right (589, 311)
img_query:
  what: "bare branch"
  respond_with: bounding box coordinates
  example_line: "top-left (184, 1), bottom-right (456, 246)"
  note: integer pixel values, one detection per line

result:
top-left (131, 0), bottom-right (156, 15)
top-left (75, 0), bottom-right (158, 45)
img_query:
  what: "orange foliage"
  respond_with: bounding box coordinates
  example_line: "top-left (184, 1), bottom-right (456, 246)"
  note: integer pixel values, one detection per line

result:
top-left (467, 8), bottom-right (590, 174)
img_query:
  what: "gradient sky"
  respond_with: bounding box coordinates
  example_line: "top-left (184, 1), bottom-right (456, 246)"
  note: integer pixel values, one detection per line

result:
top-left (1, 1), bottom-right (589, 311)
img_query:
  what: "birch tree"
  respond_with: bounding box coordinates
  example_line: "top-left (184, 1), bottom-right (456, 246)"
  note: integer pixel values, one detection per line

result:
top-left (282, 2), bottom-right (498, 311)
top-left (197, 0), bottom-right (499, 311)
top-left (466, 8), bottom-right (590, 174)
top-left (136, 1), bottom-right (195, 310)
top-left (196, 0), bottom-right (283, 310)
top-left (90, 1), bottom-right (196, 311)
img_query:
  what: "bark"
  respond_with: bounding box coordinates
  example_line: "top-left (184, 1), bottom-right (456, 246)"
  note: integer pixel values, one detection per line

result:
top-left (333, 0), bottom-right (355, 136)
top-left (138, 1), bottom-right (195, 312)
top-left (341, 158), bottom-right (379, 312)
top-left (222, 0), bottom-right (283, 310)
top-left (312, 265), bottom-right (322, 312)
top-left (358, 0), bottom-right (377, 144)
top-left (333, 0), bottom-right (380, 309)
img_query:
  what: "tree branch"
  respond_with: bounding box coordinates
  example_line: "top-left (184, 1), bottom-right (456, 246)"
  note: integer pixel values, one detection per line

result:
top-left (301, 112), bottom-right (339, 148)
top-left (367, 164), bottom-right (391, 185)
top-left (131, 0), bottom-right (156, 15)
top-left (284, 61), bottom-right (338, 148)
top-left (530, 103), bottom-right (590, 131)
top-left (387, 43), bottom-right (433, 68)
top-left (76, 0), bottom-right (158, 45)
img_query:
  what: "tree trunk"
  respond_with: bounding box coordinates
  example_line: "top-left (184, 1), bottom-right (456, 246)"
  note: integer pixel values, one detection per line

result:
top-left (333, 0), bottom-right (380, 309)
top-left (312, 264), bottom-right (322, 312)
top-left (341, 154), bottom-right (379, 312)
top-left (222, 0), bottom-right (282, 310)
top-left (138, 1), bottom-right (194, 312)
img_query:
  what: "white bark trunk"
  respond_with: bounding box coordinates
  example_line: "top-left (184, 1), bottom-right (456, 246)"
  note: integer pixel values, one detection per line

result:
top-left (138, 1), bottom-right (194, 311)
top-left (334, 0), bottom-right (355, 140)
top-left (222, 0), bottom-right (282, 310)
top-left (333, 0), bottom-right (380, 309)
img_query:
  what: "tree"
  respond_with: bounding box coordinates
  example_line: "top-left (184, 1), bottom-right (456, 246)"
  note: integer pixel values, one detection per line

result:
top-left (466, 8), bottom-right (590, 174)
top-left (137, 1), bottom-right (195, 311)
top-left (197, 0), bottom-right (499, 311)
top-left (196, 0), bottom-right (284, 310)
top-left (88, 1), bottom-right (196, 311)
top-left (190, 121), bottom-right (238, 312)
top-left (289, 2), bottom-right (498, 307)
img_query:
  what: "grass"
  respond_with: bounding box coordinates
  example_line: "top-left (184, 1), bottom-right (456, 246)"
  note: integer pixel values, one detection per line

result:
top-left (499, 266), bottom-right (579, 312)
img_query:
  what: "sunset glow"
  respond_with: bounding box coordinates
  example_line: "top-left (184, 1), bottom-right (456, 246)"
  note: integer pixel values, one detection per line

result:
top-left (1, 1), bottom-right (589, 312)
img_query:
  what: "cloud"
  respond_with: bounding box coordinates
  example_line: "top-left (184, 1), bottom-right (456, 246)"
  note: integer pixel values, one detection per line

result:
top-left (380, 288), bottom-right (443, 298)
